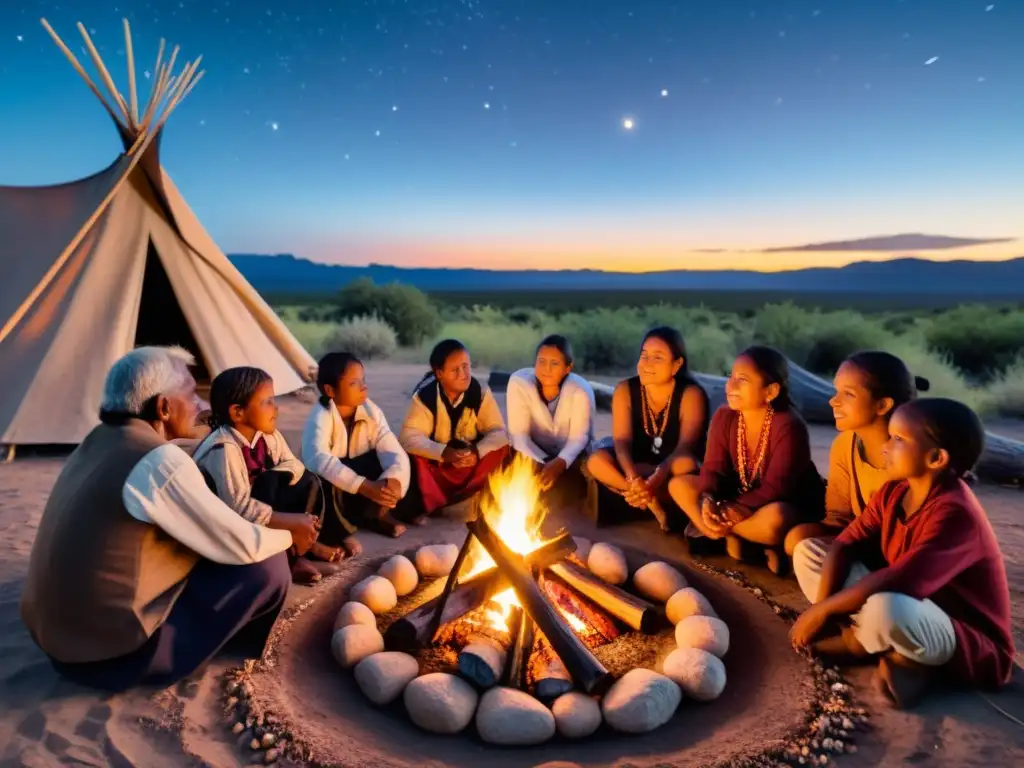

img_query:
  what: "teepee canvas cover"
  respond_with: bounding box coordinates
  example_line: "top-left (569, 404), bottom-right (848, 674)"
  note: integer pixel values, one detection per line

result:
top-left (0, 20), bottom-right (315, 448)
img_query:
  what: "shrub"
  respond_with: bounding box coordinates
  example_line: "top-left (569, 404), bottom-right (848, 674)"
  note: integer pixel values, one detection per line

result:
top-left (560, 309), bottom-right (646, 373)
top-left (920, 305), bottom-right (1024, 380)
top-left (983, 354), bottom-right (1024, 418)
top-left (335, 278), bottom-right (441, 346)
top-left (319, 315), bottom-right (398, 360)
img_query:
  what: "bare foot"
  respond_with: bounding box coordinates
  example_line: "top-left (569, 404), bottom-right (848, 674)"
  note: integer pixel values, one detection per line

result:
top-left (290, 558), bottom-right (323, 585)
top-left (409, 514), bottom-right (429, 526)
top-left (342, 535), bottom-right (363, 557)
top-left (309, 541), bottom-right (342, 563)
top-left (874, 653), bottom-right (931, 710)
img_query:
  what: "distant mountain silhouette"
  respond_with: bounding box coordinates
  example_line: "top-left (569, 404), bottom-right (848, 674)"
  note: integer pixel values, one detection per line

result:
top-left (760, 233), bottom-right (1015, 253)
top-left (231, 252), bottom-right (1024, 296)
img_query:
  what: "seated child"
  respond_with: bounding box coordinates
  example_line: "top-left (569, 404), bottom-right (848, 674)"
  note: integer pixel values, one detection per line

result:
top-left (302, 351), bottom-right (413, 538)
top-left (399, 339), bottom-right (509, 520)
top-left (507, 335), bottom-right (595, 509)
top-left (192, 366), bottom-right (338, 585)
top-left (785, 351), bottom-right (927, 556)
top-left (586, 326), bottom-right (709, 532)
top-left (669, 345), bottom-right (825, 574)
top-left (790, 398), bottom-right (1014, 710)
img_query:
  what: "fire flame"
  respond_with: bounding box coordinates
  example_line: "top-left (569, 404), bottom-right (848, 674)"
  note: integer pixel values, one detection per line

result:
top-left (464, 454), bottom-right (548, 631)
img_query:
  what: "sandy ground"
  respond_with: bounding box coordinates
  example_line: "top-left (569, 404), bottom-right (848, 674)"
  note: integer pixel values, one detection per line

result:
top-left (0, 362), bottom-right (1022, 767)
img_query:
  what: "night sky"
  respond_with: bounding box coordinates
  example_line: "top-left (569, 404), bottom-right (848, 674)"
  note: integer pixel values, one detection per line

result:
top-left (1, 1), bottom-right (1021, 272)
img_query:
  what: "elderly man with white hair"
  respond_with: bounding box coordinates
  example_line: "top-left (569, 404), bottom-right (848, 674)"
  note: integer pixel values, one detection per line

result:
top-left (20, 346), bottom-right (311, 691)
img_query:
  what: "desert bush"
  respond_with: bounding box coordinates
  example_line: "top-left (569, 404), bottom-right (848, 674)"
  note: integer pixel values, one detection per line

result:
top-left (982, 355), bottom-right (1024, 418)
top-left (920, 305), bottom-right (1024, 380)
top-left (319, 315), bottom-right (398, 360)
top-left (560, 309), bottom-right (646, 373)
top-left (335, 278), bottom-right (441, 346)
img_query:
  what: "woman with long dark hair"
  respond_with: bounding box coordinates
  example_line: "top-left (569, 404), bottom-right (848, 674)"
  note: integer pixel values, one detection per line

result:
top-left (586, 326), bottom-right (710, 532)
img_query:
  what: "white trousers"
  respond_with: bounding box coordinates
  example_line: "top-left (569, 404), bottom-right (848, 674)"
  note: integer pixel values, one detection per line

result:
top-left (792, 537), bottom-right (957, 667)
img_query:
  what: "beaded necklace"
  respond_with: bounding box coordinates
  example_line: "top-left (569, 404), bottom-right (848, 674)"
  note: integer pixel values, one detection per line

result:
top-left (736, 405), bottom-right (774, 491)
top-left (640, 382), bottom-right (674, 455)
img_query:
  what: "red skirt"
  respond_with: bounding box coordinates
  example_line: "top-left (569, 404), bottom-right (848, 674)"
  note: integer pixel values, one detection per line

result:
top-left (412, 447), bottom-right (509, 516)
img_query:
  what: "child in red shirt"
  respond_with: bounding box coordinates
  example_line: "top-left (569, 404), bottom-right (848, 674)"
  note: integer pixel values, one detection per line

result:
top-left (790, 398), bottom-right (1014, 709)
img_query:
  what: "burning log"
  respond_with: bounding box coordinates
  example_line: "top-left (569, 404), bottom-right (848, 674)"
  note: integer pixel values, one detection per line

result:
top-left (456, 604), bottom-right (523, 689)
top-left (530, 636), bottom-right (574, 702)
top-left (503, 612), bottom-right (534, 689)
top-left (538, 572), bottom-right (621, 647)
top-left (467, 517), bottom-right (614, 697)
top-left (547, 561), bottom-right (666, 634)
top-left (384, 532), bottom-right (576, 652)
top-left (458, 637), bottom-right (507, 689)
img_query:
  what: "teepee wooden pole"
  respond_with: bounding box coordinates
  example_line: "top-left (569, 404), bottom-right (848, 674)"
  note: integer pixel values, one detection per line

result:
top-left (77, 22), bottom-right (132, 125)
top-left (143, 38), bottom-right (166, 117)
top-left (0, 130), bottom-right (152, 347)
top-left (139, 62), bottom-right (169, 131)
top-left (150, 62), bottom-right (203, 135)
top-left (40, 19), bottom-right (129, 131)
top-left (123, 19), bottom-right (139, 126)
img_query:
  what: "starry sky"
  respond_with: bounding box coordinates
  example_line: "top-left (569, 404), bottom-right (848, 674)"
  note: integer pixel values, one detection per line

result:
top-left (1, 1), bottom-right (1021, 273)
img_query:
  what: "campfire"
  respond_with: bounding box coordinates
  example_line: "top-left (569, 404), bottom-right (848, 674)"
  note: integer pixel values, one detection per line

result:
top-left (383, 455), bottom-right (664, 700)
top-left (330, 455), bottom-right (733, 745)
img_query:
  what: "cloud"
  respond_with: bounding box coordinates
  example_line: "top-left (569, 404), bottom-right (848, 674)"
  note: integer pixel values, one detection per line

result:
top-left (760, 233), bottom-right (1016, 253)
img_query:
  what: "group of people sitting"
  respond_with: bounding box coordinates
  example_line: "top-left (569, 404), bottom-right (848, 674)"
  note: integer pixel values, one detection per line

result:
top-left (19, 327), bottom-right (1014, 711)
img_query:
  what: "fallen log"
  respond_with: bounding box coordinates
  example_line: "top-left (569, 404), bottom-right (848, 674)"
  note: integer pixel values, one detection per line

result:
top-left (487, 367), bottom-right (1024, 485)
top-left (384, 532), bottom-right (576, 651)
top-left (467, 516), bottom-right (614, 696)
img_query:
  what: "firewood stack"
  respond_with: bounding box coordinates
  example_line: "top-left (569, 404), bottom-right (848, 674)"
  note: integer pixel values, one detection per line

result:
top-left (383, 517), bottom-right (669, 701)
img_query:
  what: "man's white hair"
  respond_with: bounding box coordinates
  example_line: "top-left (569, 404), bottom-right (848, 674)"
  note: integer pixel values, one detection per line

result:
top-left (100, 346), bottom-right (196, 414)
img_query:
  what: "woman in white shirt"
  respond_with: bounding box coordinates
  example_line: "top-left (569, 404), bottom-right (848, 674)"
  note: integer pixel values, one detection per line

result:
top-left (302, 352), bottom-right (413, 538)
top-left (507, 335), bottom-right (595, 506)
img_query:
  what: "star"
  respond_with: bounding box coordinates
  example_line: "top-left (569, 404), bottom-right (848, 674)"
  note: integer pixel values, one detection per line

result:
top-left (986, 4), bottom-right (995, 11)
top-left (660, 88), bottom-right (669, 97)
top-left (270, 122), bottom-right (279, 131)
top-left (978, 76), bottom-right (987, 82)
top-left (375, 129), bottom-right (381, 136)
top-left (924, 56), bottom-right (939, 66)
top-left (15, 35), bottom-right (23, 42)
top-left (483, 102), bottom-right (491, 109)
top-left (392, 105), bottom-right (398, 111)
top-left (622, 117), bottom-right (635, 130)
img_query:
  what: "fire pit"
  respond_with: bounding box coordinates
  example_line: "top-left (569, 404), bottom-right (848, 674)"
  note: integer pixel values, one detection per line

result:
top-left (330, 457), bottom-right (731, 745)
top-left (220, 457), bottom-right (870, 767)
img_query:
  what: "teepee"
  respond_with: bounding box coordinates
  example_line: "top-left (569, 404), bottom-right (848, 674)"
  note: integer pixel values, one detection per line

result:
top-left (0, 19), bottom-right (316, 454)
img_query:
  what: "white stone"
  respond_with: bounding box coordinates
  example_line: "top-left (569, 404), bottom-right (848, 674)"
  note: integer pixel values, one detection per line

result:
top-left (354, 651), bottom-right (420, 705)
top-left (350, 575), bottom-right (398, 615)
top-left (475, 687), bottom-right (556, 745)
top-left (587, 542), bottom-right (628, 586)
top-left (330, 625), bottom-right (384, 669)
top-left (666, 587), bottom-right (718, 625)
top-left (414, 544), bottom-right (460, 579)
top-left (675, 615), bottom-right (730, 658)
top-left (378, 554), bottom-right (419, 596)
top-left (633, 561), bottom-right (688, 602)
top-left (601, 669), bottom-right (681, 733)
top-left (333, 601), bottom-right (377, 633)
top-left (551, 692), bottom-right (602, 739)
top-left (662, 647), bottom-right (727, 702)
top-left (572, 536), bottom-right (593, 562)
top-left (404, 673), bottom-right (479, 734)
